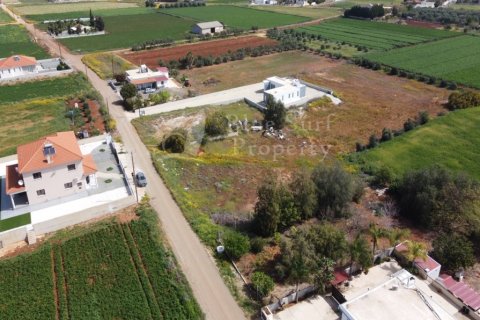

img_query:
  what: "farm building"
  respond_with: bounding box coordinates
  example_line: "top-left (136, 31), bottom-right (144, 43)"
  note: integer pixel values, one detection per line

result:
top-left (5, 132), bottom-right (98, 208)
top-left (251, 0), bottom-right (278, 5)
top-left (126, 65), bottom-right (170, 91)
top-left (192, 21), bottom-right (224, 35)
top-left (0, 55), bottom-right (38, 80)
top-left (263, 76), bottom-right (306, 105)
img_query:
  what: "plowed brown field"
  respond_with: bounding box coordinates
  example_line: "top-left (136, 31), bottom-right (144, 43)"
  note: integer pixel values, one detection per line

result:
top-left (120, 36), bottom-right (278, 69)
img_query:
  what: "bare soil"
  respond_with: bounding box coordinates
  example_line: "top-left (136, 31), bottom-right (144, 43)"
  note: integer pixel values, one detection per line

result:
top-left (120, 36), bottom-right (278, 69)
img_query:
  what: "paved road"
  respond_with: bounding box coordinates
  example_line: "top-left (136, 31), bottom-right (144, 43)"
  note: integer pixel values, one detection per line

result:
top-left (2, 5), bottom-right (246, 320)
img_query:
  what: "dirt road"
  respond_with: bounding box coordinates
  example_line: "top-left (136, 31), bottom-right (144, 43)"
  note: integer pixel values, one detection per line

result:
top-left (2, 5), bottom-right (246, 320)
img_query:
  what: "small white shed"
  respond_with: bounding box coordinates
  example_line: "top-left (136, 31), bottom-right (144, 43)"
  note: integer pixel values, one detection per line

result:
top-left (192, 21), bottom-right (224, 35)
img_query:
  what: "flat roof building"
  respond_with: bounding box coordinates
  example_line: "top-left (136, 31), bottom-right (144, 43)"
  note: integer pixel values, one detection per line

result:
top-left (263, 76), bottom-right (306, 106)
top-left (125, 65), bottom-right (169, 91)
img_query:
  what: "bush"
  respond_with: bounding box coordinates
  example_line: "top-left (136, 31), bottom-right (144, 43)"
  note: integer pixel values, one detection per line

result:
top-left (250, 237), bottom-right (267, 254)
top-left (447, 91), bottom-right (480, 110)
top-left (432, 234), bottom-right (475, 271)
top-left (205, 111), bottom-right (229, 136)
top-left (251, 272), bottom-right (275, 298)
top-left (159, 128), bottom-right (187, 153)
top-left (367, 134), bottom-right (379, 149)
top-left (403, 118), bottom-right (417, 132)
top-left (120, 83), bottom-right (137, 101)
top-left (380, 128), bottom-right (393, 142)
top-left (417, 111), bottom-right (429, 125)
top-left (223, 231), bottom-right (250, 260)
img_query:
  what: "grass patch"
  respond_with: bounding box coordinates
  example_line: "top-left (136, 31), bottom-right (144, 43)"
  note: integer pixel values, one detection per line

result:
top-left (350, 107), bottom-right (480, 180)
top-left (58, 12), bottom-right (194, 53)
top-left (10, 1), bottom-right (137, 16)
top-left (0, 73), bottom-right (91, 104)
top-left (0, 7), bottom-right (13, 24)
top-left (0, 213), bottom-right (31, 232)
top-left (0, 24), bottom-right (48, 58)
top-left (365, 35), bottom-right (480, 89)
top-left (163, 5), bottom-right (310, 29)
top-left (82, 52), bottom-right (136, 79)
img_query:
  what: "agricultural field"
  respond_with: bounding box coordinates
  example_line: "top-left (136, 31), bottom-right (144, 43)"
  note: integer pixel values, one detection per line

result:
top-left (162, 5), bottom-right (310, 29)
top-left (298, 18), bottom-right (455, 50)
top-left (0, 205), bottom-right (203, 320)
top-left (365, 35), bottom-right (480, 88)
top-left (9, 1), bottom-right (137, 16)
top-left (83, 52), bottom-right (136, 79)
top-left (120, 35), bottom-right (278, 68)
top-left (58, 13), bottom-right (195, 53)
top-left (0, 73), bottom-right (96, 156)
top-left (332, 0), bottom-right (403, 8)
top-left (25, 7), bottom-right (153, 22)
top-left (0, 24), bottom-right (48, 58)
top-left (0, 7), bottom-right (13, 24)
top-left (254, 5), bottom-right (342, 19)
top-left (351, 107), bottom-right (480, 181)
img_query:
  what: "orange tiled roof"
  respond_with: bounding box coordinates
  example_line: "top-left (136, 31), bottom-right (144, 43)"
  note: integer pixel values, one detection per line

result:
top-left (5, 164), bottom-right (25, 195)
top-left (17, 131), bottom-right (83, 174)
top-left (82, 154), bottom-right (97, 175)
top-left (0, 55), bottom-right (37, 70)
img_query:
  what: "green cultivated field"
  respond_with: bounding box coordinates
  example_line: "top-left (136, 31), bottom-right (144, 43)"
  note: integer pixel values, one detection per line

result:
top-left (163, 5), bottom-right (310, 29)
top-left (10, 1), bottom-right (137, 16)
top-left (26, 7), bottom-right (154, 22)
top-left (365, 35), bottom-right (480, 88)
top-left (298, 18), bottom-right (455, 50)
top-left (0, 8), bottom-right (13, 23)
top-left (59, 13), bottom-right (194, 52)
top-left (0, 24), bottom-right (48, 58)
top-left (0, 74), bottom-right (93, 156)
top-left (0, 206), bottom-right (203, 320)
top-left (254, 6), bottom-right (342, 19)
top-left (352, 107), bottom-right (480, 180)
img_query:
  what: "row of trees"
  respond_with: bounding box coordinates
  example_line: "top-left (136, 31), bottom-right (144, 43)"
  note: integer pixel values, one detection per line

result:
top-left (344, 4), bottom-right (385, 19)
top-left (404, 8), bottom-right (480, 27)
top-left (47, 11), bottom-right (104, 36)
top-left (132, 38), bottom-right (174, 51)
top-left (157, 1), bottom-right (205, 8)
top-left (253, 164), bottom-right (364, 237)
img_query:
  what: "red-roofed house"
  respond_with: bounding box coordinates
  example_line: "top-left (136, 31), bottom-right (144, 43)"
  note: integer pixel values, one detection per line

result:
top-left (125, 64), bottom-right (169, 91)
top-left (395, 242), bottom-right (442, 280)
top-left (5, 132), bottom-right (97, 208)
top-left (0, 55), bottom-right (39, 80)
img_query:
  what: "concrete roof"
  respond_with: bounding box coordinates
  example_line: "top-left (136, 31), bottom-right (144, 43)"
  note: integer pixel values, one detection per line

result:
top-left (195, 21), bottom-right (223, 29)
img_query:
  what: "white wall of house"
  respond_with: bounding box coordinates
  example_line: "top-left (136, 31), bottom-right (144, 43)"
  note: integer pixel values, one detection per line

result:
top-left (192, 25), bottom-right (224, 35)
top-left (263, 77), bottom-right (306, 105)
top-left (0, 65), bottom-right (38, 79)
top-left (23, 160), bottom-right (86, 205)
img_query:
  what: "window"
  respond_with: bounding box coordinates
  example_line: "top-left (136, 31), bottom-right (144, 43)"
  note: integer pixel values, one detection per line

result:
top-left (33, 172), bottom-right (42, 179)
top-left (67, 164), bottom-right (76, 171)
top-left (36, 189), bottom-right (45, 196)
top-left (64, 182), bottom-right (73, 189)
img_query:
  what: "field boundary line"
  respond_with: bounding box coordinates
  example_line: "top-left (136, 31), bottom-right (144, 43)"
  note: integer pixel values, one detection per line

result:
top-left (58, 246), bottom-right (70, 320)
top-left (120, 224), bottom-right (160, 320)
top-left (50, 248), bottom-right (60, 320)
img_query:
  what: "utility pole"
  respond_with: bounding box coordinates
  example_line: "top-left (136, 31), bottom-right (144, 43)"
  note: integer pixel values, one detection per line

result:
top-left (58, 42), bottom-right (62, 59)
top-left (111, 54), bottom-right (114, 78)
top-left (131, 152), bottom-right (139, 203)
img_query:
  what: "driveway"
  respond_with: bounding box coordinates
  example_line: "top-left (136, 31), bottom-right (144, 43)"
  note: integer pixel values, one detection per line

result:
top-left (3, 5), bottom-right (246, 320)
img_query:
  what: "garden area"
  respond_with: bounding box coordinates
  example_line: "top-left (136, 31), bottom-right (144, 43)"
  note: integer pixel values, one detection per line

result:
top-left (0, 73), bottom-right (109, 157)
top-left (0, 24), bottom-right (49, 58)
top-left (0, 203), bottom-right (203, 320)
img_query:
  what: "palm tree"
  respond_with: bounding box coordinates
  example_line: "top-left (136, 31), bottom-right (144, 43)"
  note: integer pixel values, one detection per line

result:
top-left (386, 228), bottom-right (411, 247)
top-left (349, 235), bottom-right (373, 276)
top-left (368, 223), bottom-right (385, 256)
top-left (405, 240), bottom-right (427, 266)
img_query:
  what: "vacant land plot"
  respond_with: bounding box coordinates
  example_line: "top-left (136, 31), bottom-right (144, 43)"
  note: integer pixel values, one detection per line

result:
top-left (10, 1), bottom-right (137, 16)
top-left (59, 13), bottom-right (194, 52)
top-left (121, 36), bottom-right (278, 68)
top-left (0, 206), bottom-right (203, 320)
top-left (163, 5), bottom-right (310, 29)
top-left (0, 7), bottom-right (13, 24)
top-left (0, 74), bottom-right (94, 156)
top-left (352, 107), bottom-right (480, 180)
top-left (298, 18), bottom-right (455, 50)
top-left (83, 52), bottom-right (136, 79)
top-left (184, 52), bottom-right (449, 152)
top-left (0, 24), bottom-right (48, 58)
top-left (25, 7), bottom-right (153, 22)
top-left (254, 6), bottom-right (342, 19)
top-left (365, 35), bottom-right (480, 88)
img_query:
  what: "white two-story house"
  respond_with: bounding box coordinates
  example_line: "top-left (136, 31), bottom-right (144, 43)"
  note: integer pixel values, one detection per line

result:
top-left (5, 132), bottom-right (97, 208)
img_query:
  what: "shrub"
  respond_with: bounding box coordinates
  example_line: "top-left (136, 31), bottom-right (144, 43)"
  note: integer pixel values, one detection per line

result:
top-left (223, 231), bottom-right (250, 260)
top-left (380, 128), bottom-right (393, 142)
top-left (250, 237), bottom-right (267, 254)
top-left (251, 272), bottom-right (275, 298)
top-left (159, 128), bottom-right (187, 153)
top-left (120, 83), bottom-right (137, 101)
top-left (403, 118), bottom-right (417, 132)
top-left (417, 111), bottom-right (429, 125)
top-left (205, 111), bottom-right (229, 136)
top-left (367, 134), bottom-right (379, 149)
top-left (447, 91), bottom-right (480, 110)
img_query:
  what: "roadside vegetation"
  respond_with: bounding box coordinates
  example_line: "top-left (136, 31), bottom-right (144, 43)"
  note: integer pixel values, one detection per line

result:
top-left (82, 52), bottom-right (136, 79)
top-left (0, 8), bottom-right (13, 24)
